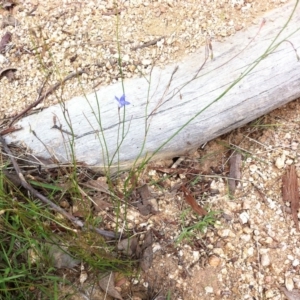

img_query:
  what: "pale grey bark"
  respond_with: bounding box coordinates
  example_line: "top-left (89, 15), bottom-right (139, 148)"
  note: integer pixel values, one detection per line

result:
top-left (5, 2), bottom-right (300, 172)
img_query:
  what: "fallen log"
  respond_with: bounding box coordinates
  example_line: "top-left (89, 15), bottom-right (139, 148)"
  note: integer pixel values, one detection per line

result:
top-left (4, 1), bottom-right (300, 173)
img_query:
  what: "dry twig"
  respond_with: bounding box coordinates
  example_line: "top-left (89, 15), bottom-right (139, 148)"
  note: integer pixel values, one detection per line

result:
top-left (282, 165), bottom-right (299, 231)
top-left (131, 36), bottom-right (165, 50)
top-left (9, 69), bottom-right (86, 127)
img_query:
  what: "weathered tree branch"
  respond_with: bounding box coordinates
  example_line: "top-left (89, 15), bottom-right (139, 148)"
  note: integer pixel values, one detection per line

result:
top-left (3, 2), bottom-right (300, 173)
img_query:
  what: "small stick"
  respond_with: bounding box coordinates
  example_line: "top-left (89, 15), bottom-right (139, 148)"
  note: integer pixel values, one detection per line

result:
top-left (9, 69), bottom-right (86, 127)
top-left (0, 134), bottom-right (117, 239)
top-left (51, 124), bottom-right (78, 137)
top-left (102, 9), bottom-right (123, 16)
top-left (0, 126), bottom-right (22, 136)
top-left (131, 36), bottom-right (165, 51)
top-left (9, 72), bottom-right (51, 127)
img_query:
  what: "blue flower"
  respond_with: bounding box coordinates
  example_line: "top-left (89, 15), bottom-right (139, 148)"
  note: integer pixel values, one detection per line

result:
top-left (115, 94), bottom-right (130, 108)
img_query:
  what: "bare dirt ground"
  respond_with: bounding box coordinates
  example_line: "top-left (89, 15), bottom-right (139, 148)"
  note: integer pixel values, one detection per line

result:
top-left (137, 99), bottom-right (300, 300)
top-left (2, 1), bottom-right (300, 300)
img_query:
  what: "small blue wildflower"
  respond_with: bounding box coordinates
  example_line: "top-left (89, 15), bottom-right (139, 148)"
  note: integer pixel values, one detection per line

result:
top-left (115, 94), bottom-right (130, 108)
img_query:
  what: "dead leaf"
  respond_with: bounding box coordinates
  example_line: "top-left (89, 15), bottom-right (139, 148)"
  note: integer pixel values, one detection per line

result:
top-left (181, 185), bottom-right (207, 216)
top-left (282, 165), bottom-right (299, 231)
top-left (117, 237), bottom-right (138, 256)
top-left (280, 287), bottom-right (300, 300)
top-left (140, 231), bottom-right (153, 271)
top-left (81, 177), bottom-right (110, 194)
top-left (140, 246), bottom-right (153, 271)
top-left (142, 230), bottom-right (153, 249)
top-left (136, 184), bottom-right (158, 215)
top-left (98, 272), bottom-right (123, 300)
top-left (3, 169), bottom-right (22, 187)
top-left (137, 201), bottom-right (153, 215)
top-left (137, 184), bottom-right (151, 200)
top-left (93, 194), bottom-right (113, 212)
top-left (228, 152), bottom-right (242, 195)
top-left (0, 32), bottom-right (12, 53)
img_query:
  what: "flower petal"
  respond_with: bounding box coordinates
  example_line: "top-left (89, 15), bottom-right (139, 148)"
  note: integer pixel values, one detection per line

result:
top-left (120, 94), bottom-right (125, 103)
top-left (115, 94), bottom-right (130, 107)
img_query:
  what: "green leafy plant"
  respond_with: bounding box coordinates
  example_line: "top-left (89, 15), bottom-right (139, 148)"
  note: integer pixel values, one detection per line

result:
top-left (176, 210), bottom-right (219, 245)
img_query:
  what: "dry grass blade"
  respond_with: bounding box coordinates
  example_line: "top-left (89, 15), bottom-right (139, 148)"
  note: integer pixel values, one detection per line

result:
top-left (282, 165), bottom-right (299, 231)
top-left (181, 185), bottom-right (207, 216)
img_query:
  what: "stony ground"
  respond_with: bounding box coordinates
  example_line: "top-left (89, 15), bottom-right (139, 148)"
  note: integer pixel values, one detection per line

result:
top-left (1, 1), bottom-right (300, 300)
top-left (136, 99), bottom-right (300, 300)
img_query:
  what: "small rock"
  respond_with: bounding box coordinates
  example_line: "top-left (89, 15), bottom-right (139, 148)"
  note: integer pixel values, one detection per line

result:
top-left (128, 64), bottom-right (136, 72)
top-left (291, 142), bottom-right (299, 150)
top-left (218, 229), bottom-right (232, 237)
top-left (220, 30), bottom-right (227, 37)
top-left (265, 237), bottom-right (274, 244)
top-left (225, 242), bottom-right (235, 251)
top-left (293, 259), bottom-right (299, 267)
top-left (235, 24), bottom-right (243, 31)
top-left (142, 59), bottom-right (152, 65)
top-left (208, 255), bottom-right (221, 267)
top-left (192, 251), bottom-right (200, 262)
top-left (242, 200), bottom-right (252, 210)
top-left (0, 54), bottom-right (8, 64)
top-left (247, 247), bottom-right (254, 256)
top-left (285, 277), bottom-right (294, 291)
top-left (205, 286), bottom-right (214, 294)
top-left (275, 154), bottom-right (285, 169)
top-left (148, 198), bottom-right (159, 211)
top-left (152, 243), bottom-right (161, 253)
top-left (243, 227), bottom-right (253, 234)
top-left (213, 248), bottom-right (224, 256)
top-left (249, 164), bottom-right (258, 173)
top-left (284, 133), bottom-right (292, 139)
top-left (261, 253), bottom-right (271, 267)
top-left (239, 211), bottom-right (250, 224)
top-left (240, 234), bottom-right (251, 242)
top-left (265, 289), bottom-right (275, 298)
top-left (122, 54), bottom-right (130, 62)
top-left (271, 263), bottom-right (282, 275)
